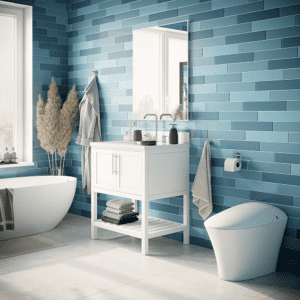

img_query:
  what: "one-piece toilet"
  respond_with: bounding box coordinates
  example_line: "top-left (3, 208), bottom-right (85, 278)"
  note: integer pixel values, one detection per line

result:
top-left (204, 202), bottom-right (287, 282)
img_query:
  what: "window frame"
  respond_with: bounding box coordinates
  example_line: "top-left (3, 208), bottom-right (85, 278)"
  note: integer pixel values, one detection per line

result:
top-left (0, 2), bottom-right (33, 168)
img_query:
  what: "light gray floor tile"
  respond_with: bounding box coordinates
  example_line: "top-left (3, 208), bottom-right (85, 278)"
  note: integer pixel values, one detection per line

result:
top-left (0, 213), bottom-right (299, 300)
top-left (79, 267), bottom-right (268, 300)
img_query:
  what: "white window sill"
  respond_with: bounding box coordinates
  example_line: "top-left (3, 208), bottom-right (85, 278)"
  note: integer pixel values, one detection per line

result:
top-left (0, 162), bottom-right (35, 169)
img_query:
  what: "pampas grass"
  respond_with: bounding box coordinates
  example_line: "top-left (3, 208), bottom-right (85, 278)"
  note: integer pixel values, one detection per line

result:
top-left (172, 104), bottom-right (183, 121)
top-left (36, 77), bottom-right (79, 174)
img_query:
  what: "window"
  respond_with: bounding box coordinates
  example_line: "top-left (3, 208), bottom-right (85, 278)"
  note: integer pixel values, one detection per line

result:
top-left (0, 2), bottom-right (32, 165)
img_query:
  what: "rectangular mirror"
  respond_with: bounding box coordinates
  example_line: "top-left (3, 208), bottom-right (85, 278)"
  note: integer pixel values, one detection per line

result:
top-left (133, 21), bottom-right (189, 121)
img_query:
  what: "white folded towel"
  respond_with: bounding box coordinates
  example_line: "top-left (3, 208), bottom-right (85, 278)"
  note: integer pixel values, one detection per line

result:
top-left (106, 199), bottom-right (134, 210)
top-left (192, 141), bottom-right (212, 220)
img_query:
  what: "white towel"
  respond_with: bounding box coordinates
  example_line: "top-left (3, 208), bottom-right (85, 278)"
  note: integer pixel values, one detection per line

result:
top-left (192, 141), bottom-right (212, 220)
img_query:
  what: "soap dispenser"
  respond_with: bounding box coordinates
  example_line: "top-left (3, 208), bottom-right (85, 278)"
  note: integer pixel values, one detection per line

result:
top-left (3, 147), bottom-right (10, 163)
top-left (169, 124), bottom-right (178, 144)
top-left (124, 131), bottom-right (129, 141)
top-left (9, 147), bottom-right (17, 163)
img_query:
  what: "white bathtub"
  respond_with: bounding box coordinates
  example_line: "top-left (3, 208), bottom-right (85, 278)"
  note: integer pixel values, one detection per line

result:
top-left (0, 176), bottom-right (77, 241)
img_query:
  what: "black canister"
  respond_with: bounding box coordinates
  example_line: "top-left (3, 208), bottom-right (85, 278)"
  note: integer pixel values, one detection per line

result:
top-left (169, 124), bottom-right (178, 144)
top-left (134, 130), bottom-right (142, 141)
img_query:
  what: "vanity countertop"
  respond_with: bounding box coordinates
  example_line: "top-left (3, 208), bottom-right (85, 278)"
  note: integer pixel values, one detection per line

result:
top-left (91, 131), bottom-right (190, 150)
top-left (90, 141), bottom-right (189, 152)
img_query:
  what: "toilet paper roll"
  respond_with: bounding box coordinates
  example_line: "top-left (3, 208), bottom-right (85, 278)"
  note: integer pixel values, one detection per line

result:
top-left (224, 158), bottom-right (242, 172)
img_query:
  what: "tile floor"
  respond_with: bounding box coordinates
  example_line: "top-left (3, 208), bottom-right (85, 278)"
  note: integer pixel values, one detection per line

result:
top-left (0, 213), bottom-right (299, 300)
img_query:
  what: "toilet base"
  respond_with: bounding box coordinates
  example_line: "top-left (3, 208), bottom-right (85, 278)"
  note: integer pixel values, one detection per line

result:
top-left (219, 268), bottom-right (276, 282)
top-left (206, 220), bottom-right (286, 282)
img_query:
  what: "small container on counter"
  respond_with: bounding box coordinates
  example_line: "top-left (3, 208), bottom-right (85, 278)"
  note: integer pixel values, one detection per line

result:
top-left (124, 131), bottom-right (129, 141)
top-left (2, 147), bottom-right (10, 163)
top-left (134, 130), bottom-right (142, 141)
top-left (9, 147), bottom-right (17, 163)
top-left (169, 124), bottom-right (178, 144)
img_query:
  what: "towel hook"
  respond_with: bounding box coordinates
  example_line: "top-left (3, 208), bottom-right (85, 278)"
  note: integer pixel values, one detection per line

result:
top-left (93, 70), bottom-right (98, 75)
top-left (207, 140), bottom-right (212, 145)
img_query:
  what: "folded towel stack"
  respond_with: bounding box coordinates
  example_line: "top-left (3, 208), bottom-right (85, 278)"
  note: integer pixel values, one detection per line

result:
top-left (102, 199), bottom-right (139, 225)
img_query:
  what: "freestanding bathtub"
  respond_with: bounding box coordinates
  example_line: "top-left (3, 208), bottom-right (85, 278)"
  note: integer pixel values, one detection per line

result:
top-left (0, 176), bottom-right (77, 241)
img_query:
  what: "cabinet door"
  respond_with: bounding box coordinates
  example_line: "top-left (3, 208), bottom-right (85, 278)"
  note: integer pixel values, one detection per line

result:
top-left (94, 149), bottom-right (116, 191)
top-left (116, 150), bottom-right (142, 195)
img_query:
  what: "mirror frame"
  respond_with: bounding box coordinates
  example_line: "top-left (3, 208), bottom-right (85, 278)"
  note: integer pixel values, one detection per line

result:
top-left (179, 61), bottom-right (187, 105)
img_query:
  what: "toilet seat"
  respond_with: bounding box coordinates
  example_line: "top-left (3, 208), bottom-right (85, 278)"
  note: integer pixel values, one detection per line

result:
top-left (204, 202), bottom-right (284, 230)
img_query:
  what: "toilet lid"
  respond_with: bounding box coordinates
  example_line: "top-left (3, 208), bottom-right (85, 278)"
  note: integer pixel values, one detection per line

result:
top-left (204, 202), bottom-right (282, 230)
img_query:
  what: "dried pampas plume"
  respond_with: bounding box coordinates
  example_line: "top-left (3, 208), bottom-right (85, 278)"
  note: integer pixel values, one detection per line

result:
top-left (36, 77), bottom-right (79, 174)
top-left (172, 104), bottom-right (183, 121)
top-left (44, 77), bottom-right (61, 154)
top-left (57, 85), bottom-right (79, 170)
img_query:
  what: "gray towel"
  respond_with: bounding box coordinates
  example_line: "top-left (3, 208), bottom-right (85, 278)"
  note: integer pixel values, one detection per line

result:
top-left (106, 206), bottom-right (134, 214)
top-left (102, 216), bottom-right (138, 225)
top-left (192, 141), bottom-right (212, 220)
top-left (102, 210), bottom-right (138, 221)
top-left (106, 199), bottom-right (134, 210)
top-left (75, 74), bottom-right (102, 195)
top-left (0, 188), bottom-right (14, 231)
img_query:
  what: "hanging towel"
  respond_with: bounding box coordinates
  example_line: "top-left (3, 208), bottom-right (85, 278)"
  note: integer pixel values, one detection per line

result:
top-left (75, 74), bottom-right (102, 195)
top-left (0, 188), bottom-right (14, 231)
top-left (192, 141), bottom-right (212, 220)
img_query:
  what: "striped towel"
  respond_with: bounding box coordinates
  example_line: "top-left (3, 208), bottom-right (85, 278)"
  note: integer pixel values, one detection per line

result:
top-left (106, 199), bottom-right (134, 210)
top-left (102, 210), bottom-right (138, 221)
top-left (106, 206), bottom-right (134, 214)
top-left (0, 188), bottom-right (14, 231)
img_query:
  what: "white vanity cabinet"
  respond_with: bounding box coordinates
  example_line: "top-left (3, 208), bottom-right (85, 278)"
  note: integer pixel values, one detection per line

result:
top-left (90, 141), bottom-right (190, 255)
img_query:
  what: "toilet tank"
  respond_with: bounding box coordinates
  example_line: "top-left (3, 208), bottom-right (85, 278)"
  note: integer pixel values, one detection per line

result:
top-left (204, 202), bottom-right (287, 230)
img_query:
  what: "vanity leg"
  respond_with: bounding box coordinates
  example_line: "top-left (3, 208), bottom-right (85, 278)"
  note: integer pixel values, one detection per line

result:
top-left (91, 191), bottom-right (98, 240)
top-left (133, 199), bottom-right (138, 212)
top-left (141, 199), bottom-right (149, 255)
top-left (183, 193), bottom-right (190, 244)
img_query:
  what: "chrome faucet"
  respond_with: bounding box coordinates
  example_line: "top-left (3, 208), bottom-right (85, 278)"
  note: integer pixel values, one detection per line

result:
top-left (144, 114), bottom-right (158, 141)
top-left (160, 114), bottom-right (173, 120)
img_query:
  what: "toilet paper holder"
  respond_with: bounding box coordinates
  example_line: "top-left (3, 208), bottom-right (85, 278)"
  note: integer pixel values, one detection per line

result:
top-left (233, 152), bottom-right (242, 166)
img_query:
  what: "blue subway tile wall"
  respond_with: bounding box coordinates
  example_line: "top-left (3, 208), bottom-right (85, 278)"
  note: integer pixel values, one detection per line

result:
top-left (2, 0), bottom-right (69, 178)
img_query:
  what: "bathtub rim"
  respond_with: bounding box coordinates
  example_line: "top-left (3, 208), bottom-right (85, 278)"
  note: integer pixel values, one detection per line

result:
top-left (0, 175), bottom-right (77, 190)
